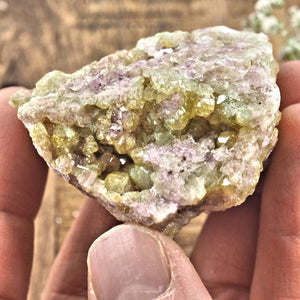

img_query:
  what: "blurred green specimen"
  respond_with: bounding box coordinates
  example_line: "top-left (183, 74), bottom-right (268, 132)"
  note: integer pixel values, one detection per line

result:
top-left (245, 0), bottom-right (300, 60)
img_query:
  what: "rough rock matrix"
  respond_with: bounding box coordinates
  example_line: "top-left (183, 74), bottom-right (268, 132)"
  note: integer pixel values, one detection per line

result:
top-left (10, 26), bottom-right (280, 236)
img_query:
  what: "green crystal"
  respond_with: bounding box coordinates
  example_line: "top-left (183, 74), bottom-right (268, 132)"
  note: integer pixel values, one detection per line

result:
top-left (129, 165), bottom-right (153, 190)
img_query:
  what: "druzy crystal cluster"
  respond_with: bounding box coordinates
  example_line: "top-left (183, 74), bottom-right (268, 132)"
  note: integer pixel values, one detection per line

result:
top-left (10, 26), bottom-right (280, 235)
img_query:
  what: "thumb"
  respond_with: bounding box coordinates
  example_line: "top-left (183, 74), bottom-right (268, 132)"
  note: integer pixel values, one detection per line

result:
top-left (87, 223), bottom-right (211, 300)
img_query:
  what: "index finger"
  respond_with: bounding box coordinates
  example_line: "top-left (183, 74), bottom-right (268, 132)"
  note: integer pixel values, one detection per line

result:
top-left (0, 87), bottom-right (48, 300)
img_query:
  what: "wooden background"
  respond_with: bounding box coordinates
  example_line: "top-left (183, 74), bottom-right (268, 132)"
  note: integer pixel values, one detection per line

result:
top-left (0, 0), bottom-right (295, 299)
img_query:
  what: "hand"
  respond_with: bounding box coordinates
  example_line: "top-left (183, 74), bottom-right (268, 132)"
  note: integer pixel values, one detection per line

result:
top-left (0, 87), bottom-right (119, 300)
top-left (1, 61), bottom-right (300, 300)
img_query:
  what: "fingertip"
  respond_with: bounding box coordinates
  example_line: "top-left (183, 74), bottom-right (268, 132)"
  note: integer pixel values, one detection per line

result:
top-left (279, 103), bottom-right (300, 139)
top-left (277, 61), bottom-right (300, 109)
top-left (0, 86), bottom-right (29, 145)
top-left (0, 86), bottom-right (47, 219)
top-left (0, 86), bottom-right (26, 96)
top-left (0, 86), bottom-right (27, 110)
top-left (87, 224), bottom-right (211, 300)
top-left (273, 103), bottom-right (300, 175)
top-left (87, 224), bottom-right (171, 300)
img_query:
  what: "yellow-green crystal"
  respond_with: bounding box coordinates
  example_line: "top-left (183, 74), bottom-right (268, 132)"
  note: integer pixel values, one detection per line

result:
top-left (55, 154), bottom-right (73, 175)
top-left (105, 172), bottom-right (134, 194)
top-left (217, 131), bottom-right (237, 148)
top-left (82, 135), bottom-right (99, 156)
top-left (30, 123), bottom-right (51, 151)
top-left (9, 26), bottom-right (281, 234)
top-left (51, 126), bottom-right (78, 154)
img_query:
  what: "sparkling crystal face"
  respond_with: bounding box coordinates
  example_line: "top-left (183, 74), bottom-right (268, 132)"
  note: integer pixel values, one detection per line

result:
top-left (10, 26), bottom-right (280, 234)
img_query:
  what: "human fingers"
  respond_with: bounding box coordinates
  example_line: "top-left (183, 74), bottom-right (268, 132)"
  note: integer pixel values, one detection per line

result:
top-left (42, 197), bottom-right (119, 300)
top-left (277, 60), bottom-right (300, 109)
top-left (190, 195), bottom-right (260, 299)
top-left (0, 87), bottom-right (48, 300)
top-left (87, 223), bottom-right (212, 300)
top-left (250, 103), bottom-right (300, 298)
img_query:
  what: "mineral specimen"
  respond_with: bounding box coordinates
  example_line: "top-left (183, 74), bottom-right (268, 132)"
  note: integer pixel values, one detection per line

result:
top-left (10, 26), bottom-right (280, 236)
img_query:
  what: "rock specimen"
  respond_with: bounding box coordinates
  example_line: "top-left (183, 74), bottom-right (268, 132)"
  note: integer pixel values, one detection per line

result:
top-left (10, 26), bottom-right (280, 236)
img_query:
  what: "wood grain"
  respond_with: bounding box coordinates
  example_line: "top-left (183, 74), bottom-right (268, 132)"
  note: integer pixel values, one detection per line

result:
top-left (0, 0), bottom-right (284, 299)
top-left (0, 0), bottom-right (258, 88)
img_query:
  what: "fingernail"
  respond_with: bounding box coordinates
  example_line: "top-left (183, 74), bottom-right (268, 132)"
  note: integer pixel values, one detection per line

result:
top-left (88, 224), bottom-right (170, 300)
